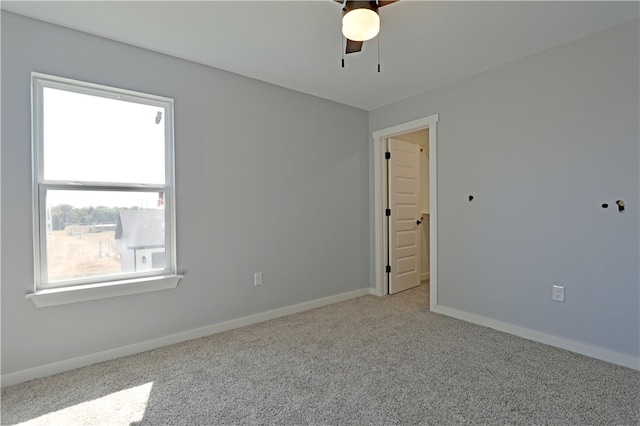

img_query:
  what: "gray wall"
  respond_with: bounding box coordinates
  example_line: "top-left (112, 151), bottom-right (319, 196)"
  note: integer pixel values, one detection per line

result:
top-left (1, 12), bottom-right (369, 374)
top-left (370, 19), bottom-right (640, 358)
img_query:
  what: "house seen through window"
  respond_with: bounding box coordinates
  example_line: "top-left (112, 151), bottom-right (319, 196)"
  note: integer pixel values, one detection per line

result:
top-left (32, 73), bottom-right (177, 290)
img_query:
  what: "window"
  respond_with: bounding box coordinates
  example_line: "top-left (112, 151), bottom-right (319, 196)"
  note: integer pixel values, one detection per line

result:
top-left (29, 73), bottom-right (180, 307)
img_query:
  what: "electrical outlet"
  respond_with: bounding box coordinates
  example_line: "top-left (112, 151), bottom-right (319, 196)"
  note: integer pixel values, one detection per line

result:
top-left (254, 272), bottom-right (263, 286)
top-left (552, 285), bottom-right (565, 302)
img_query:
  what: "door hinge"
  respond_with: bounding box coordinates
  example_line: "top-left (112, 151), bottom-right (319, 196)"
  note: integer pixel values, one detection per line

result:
top-left (385, 152), bottom-right (391, 160)
top-left (385, 208), bottom-right (391, 216)
top-left (386, 265), bottom-right (391, 274)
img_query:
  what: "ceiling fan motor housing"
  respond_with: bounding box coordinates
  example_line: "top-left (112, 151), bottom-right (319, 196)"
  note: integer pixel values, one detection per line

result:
top-left (342, 1), bottom-right (379, 16)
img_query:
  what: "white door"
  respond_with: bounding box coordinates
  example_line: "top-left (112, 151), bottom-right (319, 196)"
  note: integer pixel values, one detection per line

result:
top-left (388, 138), bottom-right (421, 294)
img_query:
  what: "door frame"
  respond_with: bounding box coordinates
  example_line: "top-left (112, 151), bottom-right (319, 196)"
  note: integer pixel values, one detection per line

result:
top-left (372, 114), bottom-right (439, 306)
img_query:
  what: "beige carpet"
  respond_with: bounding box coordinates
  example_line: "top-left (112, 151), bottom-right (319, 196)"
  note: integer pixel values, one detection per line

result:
top-left (2, 283), bottom-right (639, 425)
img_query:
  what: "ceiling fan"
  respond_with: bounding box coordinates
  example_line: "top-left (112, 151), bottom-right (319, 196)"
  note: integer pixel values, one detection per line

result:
top-left (335, 0), bottom-right (398, 55)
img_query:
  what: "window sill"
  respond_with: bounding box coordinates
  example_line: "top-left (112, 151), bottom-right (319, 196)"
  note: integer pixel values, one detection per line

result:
top-left (26, 274), bottom-right (183, 308)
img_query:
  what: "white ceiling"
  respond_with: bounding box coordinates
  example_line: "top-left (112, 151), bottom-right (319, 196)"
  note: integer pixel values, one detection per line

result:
top-left (2, 1), bottom-right (638, 110)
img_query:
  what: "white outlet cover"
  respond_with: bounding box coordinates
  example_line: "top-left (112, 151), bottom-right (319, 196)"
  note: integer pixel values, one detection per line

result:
top-left (254, 272), bottom-right (263, 286)
top-left (552, 285), bottom-right (565, 302)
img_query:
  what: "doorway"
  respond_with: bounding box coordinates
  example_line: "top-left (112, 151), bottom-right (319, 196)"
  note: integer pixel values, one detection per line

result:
top-left (372, 114), bottom-right (438, 308)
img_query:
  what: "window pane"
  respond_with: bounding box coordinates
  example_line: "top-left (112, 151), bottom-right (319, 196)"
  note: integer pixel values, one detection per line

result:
top-left (42, 87), bottom-right (166, 184)
top-left (45, 190), bottom-right (166, 283)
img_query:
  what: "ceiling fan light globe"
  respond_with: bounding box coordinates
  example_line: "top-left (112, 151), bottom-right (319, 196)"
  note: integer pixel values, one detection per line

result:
top-left (342, 8), bottom-right (380, 42)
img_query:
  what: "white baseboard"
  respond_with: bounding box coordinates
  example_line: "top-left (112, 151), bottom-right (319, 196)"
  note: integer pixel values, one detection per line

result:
top-left (420, 272), bottom-right (430, 281)
top-left (431, 304), bottom-right (640, 371)
top-left (2, 288), bottom-right (371, 388)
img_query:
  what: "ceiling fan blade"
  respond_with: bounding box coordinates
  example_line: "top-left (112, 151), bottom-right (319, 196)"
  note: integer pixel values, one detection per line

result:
top-left (377, 0), bottom-right (397, 6)
top-left (345, 39), bottom-right (364, 54)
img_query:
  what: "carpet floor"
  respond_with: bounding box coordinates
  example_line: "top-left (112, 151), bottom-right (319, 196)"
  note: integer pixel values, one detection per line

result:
top-left (2, 283), bottom-right (639, 425)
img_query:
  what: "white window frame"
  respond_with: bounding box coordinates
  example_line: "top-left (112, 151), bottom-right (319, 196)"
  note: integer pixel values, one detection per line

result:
top-left (27, 73), bottom-right (181, 307)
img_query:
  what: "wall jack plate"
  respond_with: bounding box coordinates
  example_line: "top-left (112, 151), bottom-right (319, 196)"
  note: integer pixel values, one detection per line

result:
top-left (552, 285), bottom-right (565, 302)
top-left (254, 272), bottom-right (263, 286)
